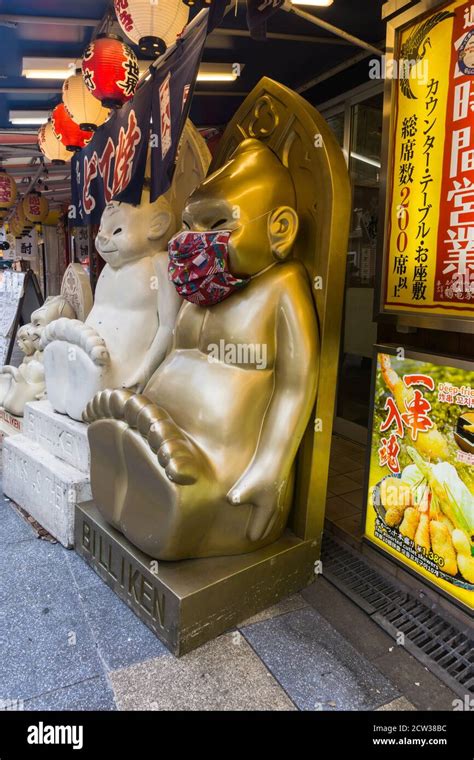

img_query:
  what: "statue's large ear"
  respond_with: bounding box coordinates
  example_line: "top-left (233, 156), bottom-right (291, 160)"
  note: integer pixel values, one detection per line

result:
top-left (148, 208), bottom-right (175, 241)
top-left (268, 206), bottom-right (299, 260)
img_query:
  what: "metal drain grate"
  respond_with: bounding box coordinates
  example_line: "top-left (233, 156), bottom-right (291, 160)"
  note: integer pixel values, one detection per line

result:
top-left (321, 534), bottom-right (473, 698)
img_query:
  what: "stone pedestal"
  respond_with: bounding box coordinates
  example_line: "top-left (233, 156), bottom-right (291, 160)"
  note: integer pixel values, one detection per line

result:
top-left (75, 501), bottom-right (319, 656)
top-left (2, 401), bottom-right (91, 547)
top-left (0, 407), bottom-right (23, 447)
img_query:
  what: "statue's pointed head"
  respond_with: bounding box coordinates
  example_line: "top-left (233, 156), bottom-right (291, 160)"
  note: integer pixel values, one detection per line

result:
top-left (182, 139), bottom-right (299, 277)
top-left (96, 188), bottom-right (176, 268)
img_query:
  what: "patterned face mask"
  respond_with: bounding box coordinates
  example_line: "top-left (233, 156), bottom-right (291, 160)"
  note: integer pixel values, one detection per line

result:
top-left (168, 229), bottom-right (250, 306)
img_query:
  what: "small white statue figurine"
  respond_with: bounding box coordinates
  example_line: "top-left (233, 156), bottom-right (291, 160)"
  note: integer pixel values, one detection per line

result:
top-left (41, 122), bottom-right (210, 421)
top-left (0, 296), bottom-right (76, 417)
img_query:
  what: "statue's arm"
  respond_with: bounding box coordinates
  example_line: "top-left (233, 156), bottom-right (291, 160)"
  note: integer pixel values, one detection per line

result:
top-left (227, 270), bottom-right (319, 541)
top-left (123, 254), bottom-right (182, 391)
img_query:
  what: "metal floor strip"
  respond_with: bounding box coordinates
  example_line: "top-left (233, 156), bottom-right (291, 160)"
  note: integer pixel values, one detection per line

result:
top-left (321, 534), bottom-right (473, 699)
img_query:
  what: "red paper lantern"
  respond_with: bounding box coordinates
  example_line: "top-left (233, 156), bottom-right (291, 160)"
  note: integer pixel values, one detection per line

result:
top-left (51, 104), bottom-right (93, 152)
top-left (82, 34), bottom-right (140, 109)
top-left (0, 169), bottom-right (18, 211)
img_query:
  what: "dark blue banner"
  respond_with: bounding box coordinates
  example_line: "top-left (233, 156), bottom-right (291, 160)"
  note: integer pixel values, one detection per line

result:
top-left (71, 74), bottom-right (154, 226)
top-left (150, 9), bottom-right (209, 202)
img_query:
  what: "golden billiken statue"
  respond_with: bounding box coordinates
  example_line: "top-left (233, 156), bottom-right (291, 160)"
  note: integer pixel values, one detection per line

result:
top-left (85, 139), bottom-right (319, 559)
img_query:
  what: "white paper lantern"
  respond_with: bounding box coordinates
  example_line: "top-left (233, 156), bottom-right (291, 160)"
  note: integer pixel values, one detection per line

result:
top-left (63, 70), bottom-right (111, 131)
top-left (38, 122), bottom-right (71, 164)
top-left (114, 0), bottom-right (189, 56)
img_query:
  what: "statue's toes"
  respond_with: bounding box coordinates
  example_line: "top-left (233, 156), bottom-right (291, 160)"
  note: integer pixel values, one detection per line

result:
top-left (165, 453), bottom-right (199, 485)
top-left (108, 389), bottom-right (135, 419)
top-left (156, 437), bottom-right (192, 467)
top-left (123, 393), bottom-right (155, 428)
top-left (147, 417), bottom-right (184, 453)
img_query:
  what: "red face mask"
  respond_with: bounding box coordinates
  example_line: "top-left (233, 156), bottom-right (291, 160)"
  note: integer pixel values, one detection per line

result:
top-left (168, 229), bottom-right (250, 306)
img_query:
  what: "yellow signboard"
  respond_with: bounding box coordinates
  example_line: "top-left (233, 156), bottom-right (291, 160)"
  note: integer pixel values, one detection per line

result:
top-left (365, 348), bottom-right (474, 610)
top-left (383, 0), bottom-right (474, 320)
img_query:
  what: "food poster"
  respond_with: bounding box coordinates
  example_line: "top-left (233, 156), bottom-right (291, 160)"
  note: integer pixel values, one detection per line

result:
top-left (383, 0), bottom-right (474, 321)
top-left (365, 349), bottom-right (474, 608)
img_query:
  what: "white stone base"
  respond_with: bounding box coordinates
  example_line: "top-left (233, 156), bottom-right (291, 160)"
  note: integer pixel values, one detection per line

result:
top-left (23, 400), bottom-right (90, 474)
top-left (3, 435), bottom-right (91, 547)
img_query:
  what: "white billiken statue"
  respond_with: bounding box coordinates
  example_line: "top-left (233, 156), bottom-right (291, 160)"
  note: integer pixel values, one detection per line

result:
top-left (41, 122), bottom-right (210, 421)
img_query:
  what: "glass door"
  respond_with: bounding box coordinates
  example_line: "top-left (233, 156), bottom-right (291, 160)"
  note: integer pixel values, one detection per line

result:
top-left (321, 85), bottom-right (383, 444)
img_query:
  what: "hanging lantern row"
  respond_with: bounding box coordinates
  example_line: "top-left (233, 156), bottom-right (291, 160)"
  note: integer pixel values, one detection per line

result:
top-left (23, 191), bottom-right (49, 225)
top-left (0, 169), bottom-right (18, 211)
top-left (82, 34), bottom-right (140, 109)
top-left (114, 0), bottom-right (189, 57)
top-left (63, 70), bottom-right (110, 131)
top-left (52, 104), bottom-right (93, 152)
top-left (38, 122), bottom-right (71, 164)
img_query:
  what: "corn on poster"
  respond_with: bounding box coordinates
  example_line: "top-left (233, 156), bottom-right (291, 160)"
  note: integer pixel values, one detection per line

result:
top-left (365, 349), bottom-right (474, 608)
top-left (384, 0), bottom-right (474, 320)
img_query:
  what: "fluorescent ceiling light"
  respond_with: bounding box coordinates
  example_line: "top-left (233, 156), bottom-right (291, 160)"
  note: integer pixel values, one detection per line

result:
top-left (351, 152), bottom-right (381, 169)
top-left (9, 110), bottom-right (49, 125)
top-left (23, 58), bottom-right (243, 84)
top-left (291, 0), bottom-right (333, 5)
top-left (22, 57), bottom-right (75, 80)
top-left (197, 63), bottom-right (243, 82)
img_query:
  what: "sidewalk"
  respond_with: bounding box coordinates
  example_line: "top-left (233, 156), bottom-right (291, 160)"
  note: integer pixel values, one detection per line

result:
top-left (0, 480), bottom-right (458, 712)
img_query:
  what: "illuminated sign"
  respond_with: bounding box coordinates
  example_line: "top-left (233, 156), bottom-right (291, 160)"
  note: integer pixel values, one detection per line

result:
top-left (365, 348), bottom-right (474, 609)
top-left (383, 0), bottom-right (474, 321)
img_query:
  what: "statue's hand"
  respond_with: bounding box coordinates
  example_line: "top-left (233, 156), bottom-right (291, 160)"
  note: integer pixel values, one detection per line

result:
top-left (227, 472), bottom-right (281, 543)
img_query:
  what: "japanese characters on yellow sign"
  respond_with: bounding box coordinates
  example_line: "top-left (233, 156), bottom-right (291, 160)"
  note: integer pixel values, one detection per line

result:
top-left (365, 349), bottom-right (474, 609)
top-left (384, 0), bottom-right (474, 319)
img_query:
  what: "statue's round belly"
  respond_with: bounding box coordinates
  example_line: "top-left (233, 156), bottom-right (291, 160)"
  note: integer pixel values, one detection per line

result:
top-left (145, 350), bottom-right (274, 465)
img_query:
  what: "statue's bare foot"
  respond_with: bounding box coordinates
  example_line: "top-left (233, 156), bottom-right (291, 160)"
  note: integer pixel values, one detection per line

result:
top-left (86, 389), bottom-right (217, 558)
top-left (86, 390), bottom-right (131, 529)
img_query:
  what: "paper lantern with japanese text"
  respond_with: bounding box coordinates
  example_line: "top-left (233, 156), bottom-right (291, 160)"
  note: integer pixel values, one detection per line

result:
top-left (10, 207), bottom-right (26, 238)
top-left (52, 104), bottom-right (93, 152)
top-left (23, 192), bottom-right (49, 225)
top-left (82, 34), bottom-right (139, 109)
top-left (114, 0), bottom-right (188, 57)
top-left (63, 70), bottom-right (111, 131)
top-left (38, 122), bottom-right (72, 164)
top-left (0, 169), bottom-right (18, 211)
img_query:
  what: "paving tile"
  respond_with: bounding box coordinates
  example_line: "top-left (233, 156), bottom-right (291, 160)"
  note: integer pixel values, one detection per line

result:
top-left (325, 495), bottom-right (360, 522)
top-left (239, 593), bottom-right (308, 627)
top-left (241, 606), bottom-right (398, 711)
top-left (329, 454), bottom-right (363, 474)
top-left (1, 535), bottom-right (68, 572)
top-left (327, 474), bottom-right (362, 496)
top-left (24, 677), bottom-right (117, 711)
top-left (340, 488), bottom-right (365, 508)
top-left (64, 550), bottom-right (104, 590)
top-left (334, 513), bottom-right (364, 539)
top-left (0, 500), bottom-right (36, 545)
top-left (331, 441), bottom-right (366, 464)
top-left (377, 696), bottom-right (416, 711)
top-left (344, 468), bottom-right (366, 486)
top-left (371, 649), bottom-right (458, 711)
top-left (110, 632), bottom-right (296, 711)
top-left (0, 597), bottom-right (103, 701)
top-left (0, 557), bottom-right (77, 607)
top-left (301, 577), bottom-right (395, 660)
top-left (78, 582), bottom-right (169, 670)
